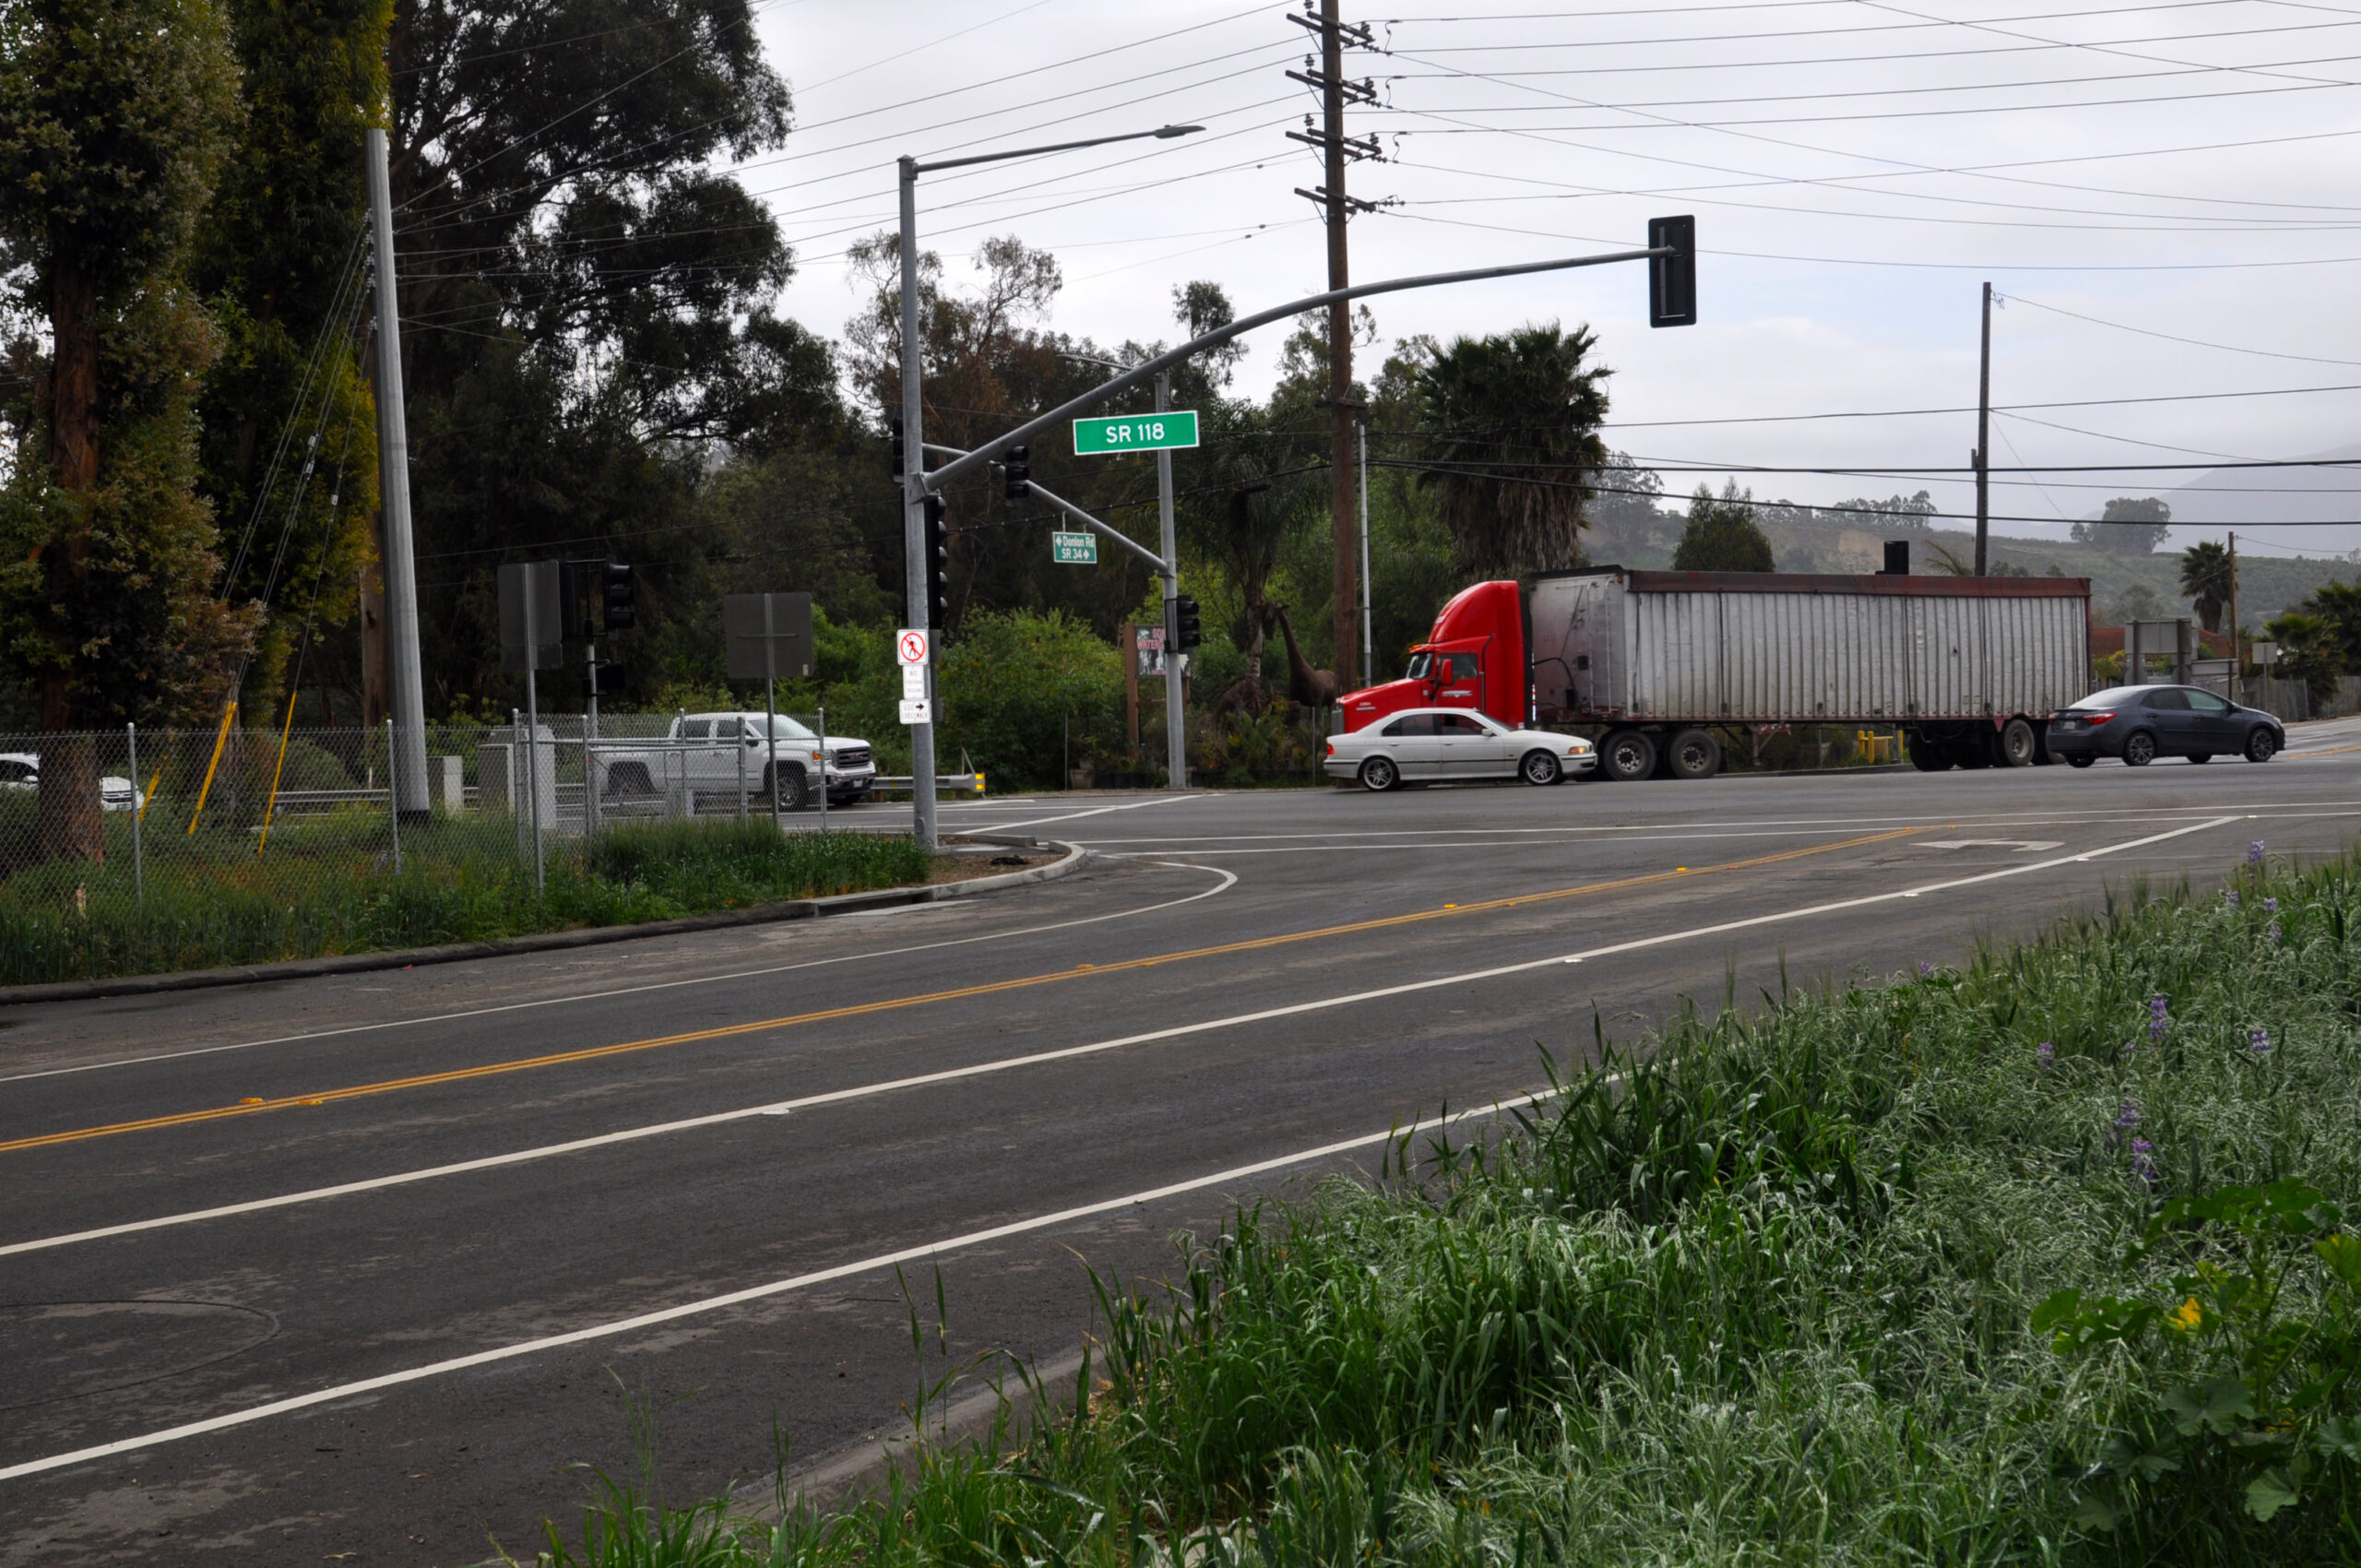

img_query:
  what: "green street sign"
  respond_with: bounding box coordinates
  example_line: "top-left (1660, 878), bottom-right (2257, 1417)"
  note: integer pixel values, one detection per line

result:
top-left (1073, 410), bottom-right (1198, 456)
top-left (1051, 530), bottom-right (1098, 564)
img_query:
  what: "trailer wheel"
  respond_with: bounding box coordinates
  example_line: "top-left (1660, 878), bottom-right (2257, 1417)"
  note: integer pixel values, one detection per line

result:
top-left (1666, 729), bottom-right (1720, 780)
top-left (1997, 718), bottom-right (2037, 767)
top-left (1600, 730), bottom-right (1656, 782)
top-left (1519, 750), bottom-right (1561, 786)
top-left (1904, 731), bottom-right (1952, 772)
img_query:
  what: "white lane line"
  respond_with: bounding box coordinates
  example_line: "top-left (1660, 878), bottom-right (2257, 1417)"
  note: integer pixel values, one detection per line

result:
top-left (1101, 826), bottom-right (1913, 858)
top-left (0, 817), bottom-right (2236, 1261)
top-left (983, 793), bottom-right (1208, 832)
top-left (0, 1097), bottom-right (1528, 1483)
top-left (0, 864), bottom-right (1240, 1087)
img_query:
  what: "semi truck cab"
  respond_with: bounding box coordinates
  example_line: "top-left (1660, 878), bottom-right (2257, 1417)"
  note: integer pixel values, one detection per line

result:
top-left (1339, 580), bottom-right (1528, 733)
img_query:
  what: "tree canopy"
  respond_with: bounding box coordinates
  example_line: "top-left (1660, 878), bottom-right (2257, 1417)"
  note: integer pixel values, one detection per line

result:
top-left (1408, 323), bottom-right (1608, 579)
top-left (2072, 496), bottom-right (2172, 555)
top-left (1673, 482), bottom-right (1776, 573)
top-left (2178, 539), bottom-right (2234, 633)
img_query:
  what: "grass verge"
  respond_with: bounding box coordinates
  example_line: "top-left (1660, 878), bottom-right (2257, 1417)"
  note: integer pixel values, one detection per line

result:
top-left (537, 843), bottom-right (2361, 1565)
top-left (0, 817), bottom-right (934, 986)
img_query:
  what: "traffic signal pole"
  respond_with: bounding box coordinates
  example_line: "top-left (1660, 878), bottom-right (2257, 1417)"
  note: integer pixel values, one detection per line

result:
top-left (1156, 371), bottom-right (1186, 788)
top-left (896, 123), bottom-right (1204, 849)
top-left (896, 156), bottom-right (938, 850)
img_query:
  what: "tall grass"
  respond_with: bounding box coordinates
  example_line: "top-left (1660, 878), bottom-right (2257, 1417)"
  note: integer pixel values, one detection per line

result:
top-left (536, 849), bottom-right (2361, 1565)
top-left (0, 817), bottom-right (932, 986)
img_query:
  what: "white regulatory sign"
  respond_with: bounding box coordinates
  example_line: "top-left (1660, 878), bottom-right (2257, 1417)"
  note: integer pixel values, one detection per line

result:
top-left (898, 698), bottom-right (933, 725)
top-left (900, 665), bottom-right (927, 700)
top-left (896, 628), bottom-right (929, 666)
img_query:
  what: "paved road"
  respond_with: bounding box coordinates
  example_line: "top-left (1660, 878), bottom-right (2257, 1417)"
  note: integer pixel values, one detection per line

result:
top-left (5, 731), bottom-right (2361, 1563)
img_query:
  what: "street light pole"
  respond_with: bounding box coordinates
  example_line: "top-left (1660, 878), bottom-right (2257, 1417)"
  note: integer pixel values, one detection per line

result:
top-left (896, 123), bottom-right (1202, 850)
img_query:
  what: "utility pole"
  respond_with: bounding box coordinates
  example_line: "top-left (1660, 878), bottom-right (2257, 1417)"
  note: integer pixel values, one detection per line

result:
top-left (1290, 2), bottom-right (1380, 692)
top-left (2228, 530), bottom-right (2241, 690)
top-left (364, 128), bottom-right (429, 819)
top-left (1975, 279), bottom-right (1992, 576)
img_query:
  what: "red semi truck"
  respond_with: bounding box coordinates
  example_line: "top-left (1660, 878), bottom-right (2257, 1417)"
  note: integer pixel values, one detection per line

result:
top-left (1336, 567), bottom-right (2093, 781)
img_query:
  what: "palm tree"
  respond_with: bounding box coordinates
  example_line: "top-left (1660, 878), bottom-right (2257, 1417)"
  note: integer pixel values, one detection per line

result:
top-left (1410, 324), bottom-right (1609, 577)
top-left (2177, 540), bottom-right (2233, 633)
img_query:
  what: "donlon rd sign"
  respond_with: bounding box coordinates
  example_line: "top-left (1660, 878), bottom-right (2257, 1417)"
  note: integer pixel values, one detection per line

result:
top-left (1051, 531), bottom-right (1097, 564)
top-left (1073, 410), bottom-right (1198, 456)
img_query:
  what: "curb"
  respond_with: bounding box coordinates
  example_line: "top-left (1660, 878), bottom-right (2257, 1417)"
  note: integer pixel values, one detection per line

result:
top-left (0, 839), bottom-right (1086, 1009)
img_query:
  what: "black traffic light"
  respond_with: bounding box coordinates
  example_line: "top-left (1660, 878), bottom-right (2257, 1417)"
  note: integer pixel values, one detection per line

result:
top-left (1003, 445), bottom-right (1029, 502)
top-left (922, 495), bottom-right (951, 630)
top-left (1648, 214), bottom-right (1696, 328)
top-left (557, 559), bottom-right (603, 643)
top-left (602, 562), bottom-right (636, 633)
top-left (588, 661), bottom-right (629, 696)
top-left (888, 413), bottom-right (905, 479)
top-left (1174, 595), bottom-right (1203, 651)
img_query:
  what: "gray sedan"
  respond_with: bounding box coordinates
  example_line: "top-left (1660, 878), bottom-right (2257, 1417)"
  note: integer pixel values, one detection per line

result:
top-left (1323, 709), bottom-right (1598, 791)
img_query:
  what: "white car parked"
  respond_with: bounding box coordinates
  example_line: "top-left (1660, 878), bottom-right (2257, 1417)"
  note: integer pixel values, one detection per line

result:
top-left (1323, 709), bottom-right (1597, 791)
top-left (0, 752), bottom-right (145, 812)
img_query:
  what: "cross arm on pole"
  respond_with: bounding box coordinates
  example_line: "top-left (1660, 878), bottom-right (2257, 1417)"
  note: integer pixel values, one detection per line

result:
top-left (919, 245), bottom-right (1663, 495)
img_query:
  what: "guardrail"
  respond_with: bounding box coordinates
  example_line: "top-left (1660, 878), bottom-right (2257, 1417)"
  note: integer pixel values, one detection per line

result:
top-left (870, 773), bottom-right (987, 799)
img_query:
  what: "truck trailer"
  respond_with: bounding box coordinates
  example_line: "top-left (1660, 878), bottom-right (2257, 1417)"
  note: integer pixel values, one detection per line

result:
top-left (1338, 567), bottom-right (2092, 781)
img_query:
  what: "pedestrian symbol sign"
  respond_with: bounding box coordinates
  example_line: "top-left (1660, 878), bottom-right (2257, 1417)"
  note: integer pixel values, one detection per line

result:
top-left (896, 628), bottom-right (929, 665)
top-left (1051, 531), bottom-right (1097, 564)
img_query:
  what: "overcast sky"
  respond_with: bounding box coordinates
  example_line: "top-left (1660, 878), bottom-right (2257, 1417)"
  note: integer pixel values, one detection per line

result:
top-left (743, 1), bottom-right (2361, 555)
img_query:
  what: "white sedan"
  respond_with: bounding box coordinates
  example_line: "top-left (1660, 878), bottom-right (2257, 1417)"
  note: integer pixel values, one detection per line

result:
top-left (1323, 709), bottom-right (1597, 791)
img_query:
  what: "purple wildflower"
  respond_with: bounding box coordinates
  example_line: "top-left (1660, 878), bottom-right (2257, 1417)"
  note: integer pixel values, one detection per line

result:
top-left (1917, 961), bottom-right (1933, 978)
top-left (2108, 1099), bottom-right (2141, 1148)
top-left (2224, 888), bottom-right (2240, 908)
top-left (2250, 840), bottom-right (2267, 864)
top-left (2264, 897), bottom-right (2280, 915)
top-left (2150, 995), bottom-right (2169, 1043)
top-left (2130, 1137), bottom-right (2158, 1189)
top-left (2037, 1041), bottom-right (2056, 1070)
top-left (2268, 923), bottom-right (2283, 947)
top-left (2250, 1027), bottom-right (2273, 1056)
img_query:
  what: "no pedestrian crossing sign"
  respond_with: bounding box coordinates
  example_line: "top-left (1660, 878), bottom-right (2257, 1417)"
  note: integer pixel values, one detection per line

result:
top-left (1073, 410), bottom-right (1198, 455)
top-left (896, 628), bottom-right (928, 665)
top-left (1051, 531), bottom-right (1097, 564)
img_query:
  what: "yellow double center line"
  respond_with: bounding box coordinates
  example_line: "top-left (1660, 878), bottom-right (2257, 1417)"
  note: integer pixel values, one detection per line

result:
top-left (4, 826), bottom-right (1922, 1154)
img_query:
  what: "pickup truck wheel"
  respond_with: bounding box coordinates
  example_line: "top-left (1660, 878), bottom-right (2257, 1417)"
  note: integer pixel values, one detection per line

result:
top-left (2188, 753), bottom-right (2212, 764)
top-left (762, 764), bottom-right (812, 811)
top-left (1600, 730), bottom-right (1655, 782)
top-left (1997, 718), bottom-right (2037, 767)
top-left (1519, 750), bottom-right (1560, 786)
top-left (603, 762), bottom-right (653, 796)
top-left (1358, 755), bottom-right (1400, 792)
top-left (2122, 731), bottom-right (2157, 767)
top-left (1667, 729), bottom-right (1720, 780)
top-left (2067, 754), bottom-right (2095, 769)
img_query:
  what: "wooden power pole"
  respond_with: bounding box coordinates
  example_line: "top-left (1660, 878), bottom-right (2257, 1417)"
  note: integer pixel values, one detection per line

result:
top-left (1290, 2), bottom-right (1379, 692)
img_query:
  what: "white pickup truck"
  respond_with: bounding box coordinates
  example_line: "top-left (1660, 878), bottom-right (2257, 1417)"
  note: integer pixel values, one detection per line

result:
top-left (594, 711), bottom-right (876, 812)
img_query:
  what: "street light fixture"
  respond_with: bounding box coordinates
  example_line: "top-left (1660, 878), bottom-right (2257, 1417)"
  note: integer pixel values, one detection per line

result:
top-left (896, 125), bottom-right (1204, 849)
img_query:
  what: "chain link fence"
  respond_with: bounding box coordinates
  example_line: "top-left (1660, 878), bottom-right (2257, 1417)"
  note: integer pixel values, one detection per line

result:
top-left (0, 710), bottom-right (865, 917)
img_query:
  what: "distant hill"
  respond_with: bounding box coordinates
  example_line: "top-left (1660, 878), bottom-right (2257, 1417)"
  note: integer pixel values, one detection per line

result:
top-left (1583, 506), bottom-right (2356, 631)
top-left (2160, 443), bottom-right (2361, 558)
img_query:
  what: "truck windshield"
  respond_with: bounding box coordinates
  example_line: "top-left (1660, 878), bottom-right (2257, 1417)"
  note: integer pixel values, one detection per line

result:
top-left (742, 716), bottom-right (814, 739)
top-left (1404, 651), bottom-right (1432, 680)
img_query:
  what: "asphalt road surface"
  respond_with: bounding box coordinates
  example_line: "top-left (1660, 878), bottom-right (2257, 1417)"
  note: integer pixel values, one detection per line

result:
top-left (6, 719), bottom-right (2361, 1564)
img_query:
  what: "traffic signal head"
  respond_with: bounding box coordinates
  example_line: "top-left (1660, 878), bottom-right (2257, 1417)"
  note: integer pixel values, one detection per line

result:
top-left (1174, 594), bottom-right (1203, 651)
top-left (888, 413), bottom-right (906, 479)
top-left (1647, 214), bottom-right (1696, 328)
top-left (1003, 445), bottom-right (1030, 503)
top-left (558, 559), bottom-right (604, 643)
top-left (922, 496), bottom-right (951, 630)
top-left (601, 562), bottom-right (636, 632)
